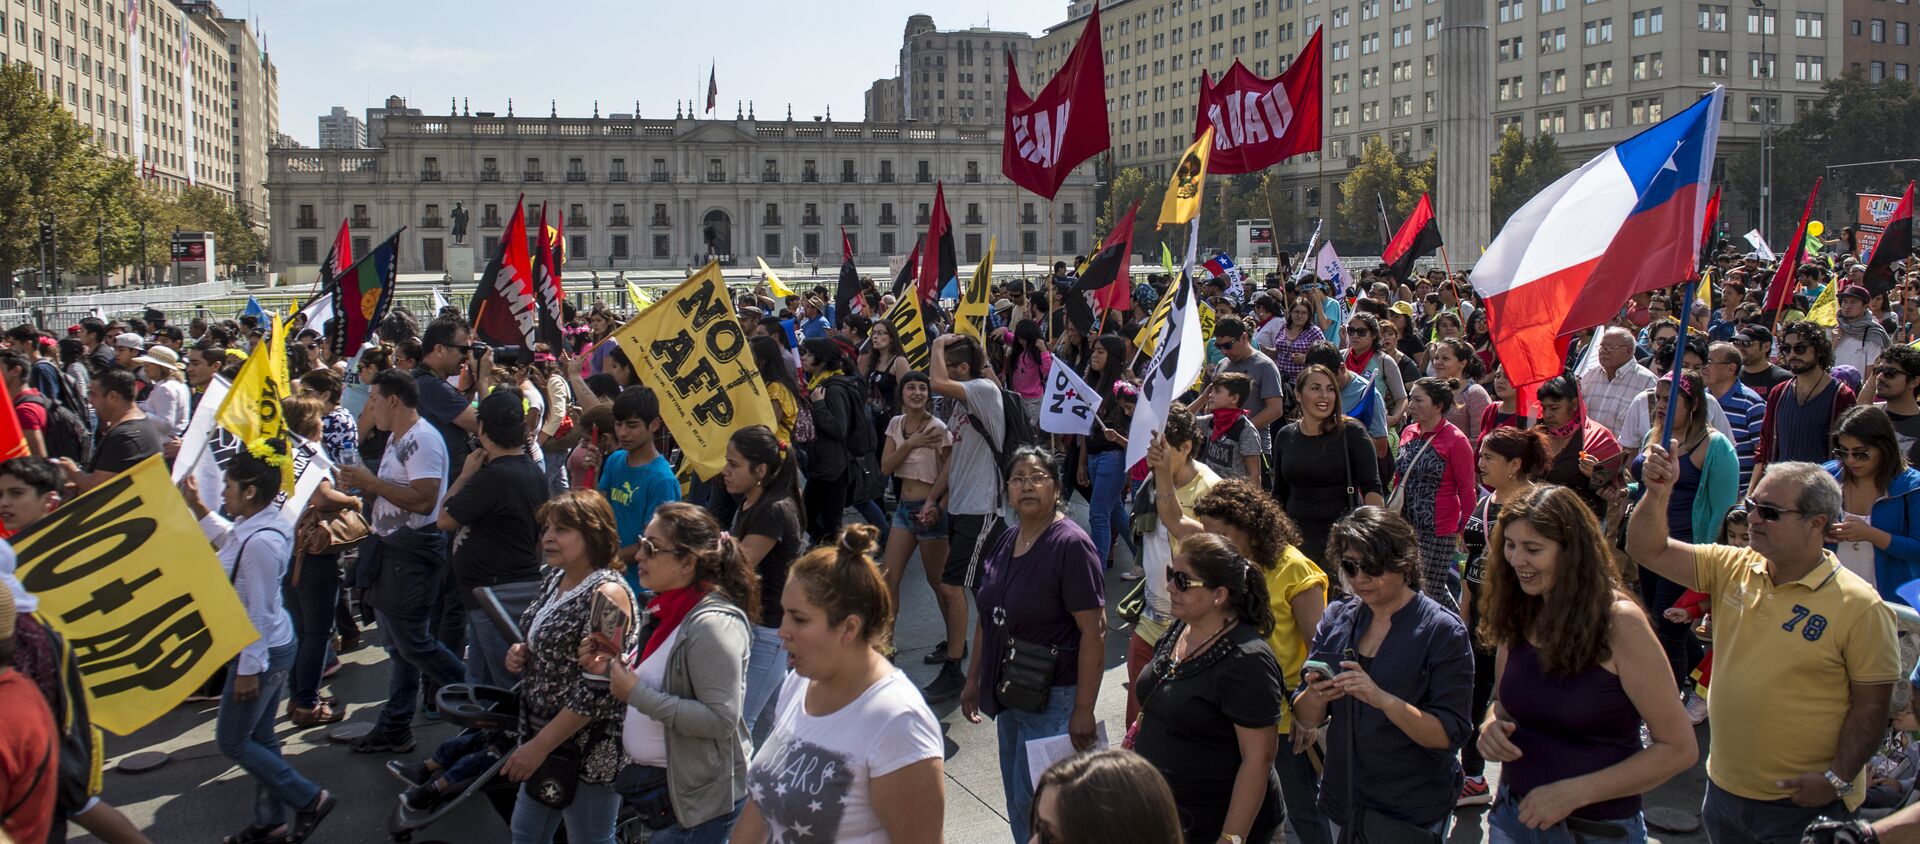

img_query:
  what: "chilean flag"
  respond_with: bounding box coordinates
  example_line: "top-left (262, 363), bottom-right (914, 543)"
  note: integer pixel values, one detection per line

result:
top-left (1474, 87), bottom-right (1724, 390)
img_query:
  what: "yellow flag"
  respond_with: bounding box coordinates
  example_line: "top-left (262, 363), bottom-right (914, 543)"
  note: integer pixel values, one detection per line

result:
top-left (756, 256), bottom-right (796, 298)
top-left (626, 281), bottom-right (655, 312)
top-left (882, 286), bottom-right (933, 370)
top-left (1808, 281), bottom-right (1839, 327)
top-left (11, 454), bottom-right (261, 735)
top-left (954, 237), bottom-right (996, 339)
top-left (216, 311), bottom-right (292, 487)
top-left (612, 262), bottom-right (777, 479)
top-left (1136, 296), bottom-right (1215, 355)
top-left (1159, 127), bottom-right (1214, 229)
top-left (1696, 269), bottom-right (1714, 314)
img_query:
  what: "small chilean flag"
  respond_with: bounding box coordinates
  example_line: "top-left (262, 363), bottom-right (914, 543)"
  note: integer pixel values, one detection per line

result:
top-left (705, 66), bottom-right (717, 113)
top-left (1474, 86), bottom-right (1724, 389)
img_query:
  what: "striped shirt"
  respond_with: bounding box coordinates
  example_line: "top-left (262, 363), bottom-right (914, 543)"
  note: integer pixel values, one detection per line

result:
top-left (1580, 361), bottom-right (1658, 437)
top-left (1714, 381), bottom-right (1766, 492)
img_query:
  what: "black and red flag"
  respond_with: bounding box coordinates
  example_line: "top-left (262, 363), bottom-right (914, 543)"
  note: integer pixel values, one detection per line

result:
top-left (1863, 182), bottom-right (1914, 300)
top-left (1381, 193), bottom-right (1443, 280)
top-left (470, 197), bottom-right (539, 348)
top-left (918, 183), bottom-right (958, 303)
top-left (1698, 185), bottom-right (1721, 266)
top-left (321, 218), bottom-right (354, 284)
top-left (892, 236), bottom-right (922, 297)
top-left (1195, 27), bottom-right (1324, 174)
top-left (835, 228), bottom-right (861, 326)
top-left (533, 203), bottom-right (567, 351)
top-left (1764, 178), bottom-right (1822, 312)
top-left (1067, 200), bottom-right (1140, 331)
top-left (1002, 3), bottom-right (1109, 199)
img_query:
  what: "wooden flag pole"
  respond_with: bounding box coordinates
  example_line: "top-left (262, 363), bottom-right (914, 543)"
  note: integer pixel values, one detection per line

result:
top-left (1439, 243), bottom-right (1456, 279)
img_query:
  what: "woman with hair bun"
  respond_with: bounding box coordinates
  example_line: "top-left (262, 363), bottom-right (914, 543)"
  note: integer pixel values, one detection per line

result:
top-left (1129, 532), bottom-right (1286, 844)
top-left (578, 501), bottom-right (758, 842)
top-left (731, 525), bottom-right (947, 844)
top-left (958, 445), bottom-right (1106, 844)
top-left (721, 424), bottom-right (807, 746)
top-left (1394, 376), bottom-right (1478, 613)
top-left (1029, 749), bottom-right (1183, 844)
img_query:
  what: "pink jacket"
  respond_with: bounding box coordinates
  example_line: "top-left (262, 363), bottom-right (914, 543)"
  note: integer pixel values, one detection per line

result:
top-left (1399, 419), bottom-right (1477, 536)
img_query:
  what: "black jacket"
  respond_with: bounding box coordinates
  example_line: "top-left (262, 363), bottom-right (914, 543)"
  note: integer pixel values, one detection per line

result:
top-left (805, 373), bottom-right (872, 480)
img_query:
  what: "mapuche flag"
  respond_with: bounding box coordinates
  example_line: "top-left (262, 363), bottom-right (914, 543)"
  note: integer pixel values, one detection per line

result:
top-left (1862, 182), bottom-right (1914, 300)
top-left (1002, 3), bottom-right (1108, 199)
top-left (326, 230), bottom-right (399, 358)
top-left (1381, 193), bottom-right (1443, 281)
top-left (919, 183), bottom-right (958, 303)
top-left (534, 203), bottom-right (567, 351)
top-left (1194, 27), bottom-right (1324, 174)
top-left (471, 198), bottom-right (539, 348)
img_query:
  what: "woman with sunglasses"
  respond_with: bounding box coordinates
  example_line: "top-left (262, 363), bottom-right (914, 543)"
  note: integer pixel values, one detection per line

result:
top-left (1630, 370), bottom-right (1736, 701)
top-left (1476, 486), bottom-right (1698, 843)
top-left (1344, 312), bottom-right (1407, 421)
top-left (1394, 377), bottom-right (1478, 613)
top-left (1293, 507), bottom-right (1474, 841)
top-left (1274, 297), bottom-right (1325, 386)
top-left (1823, 404), bottom-right (1920, 600)
top-left (1128, 532), bottom-right (1285, 844)
top-left (958, 446), bottom-right (1106, 844)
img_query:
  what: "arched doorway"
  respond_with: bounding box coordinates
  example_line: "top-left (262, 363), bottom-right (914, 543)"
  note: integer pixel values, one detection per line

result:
top-left (701, 210), bottom-right (733, 264)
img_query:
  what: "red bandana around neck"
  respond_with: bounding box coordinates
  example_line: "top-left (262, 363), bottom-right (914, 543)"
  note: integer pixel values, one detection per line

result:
top-left (639, 585), bottom-right (708, 663)
top-left (1210, 407), bottom-right (1251, 441)
top-left (1345, 347), bottom-right (1377, 375)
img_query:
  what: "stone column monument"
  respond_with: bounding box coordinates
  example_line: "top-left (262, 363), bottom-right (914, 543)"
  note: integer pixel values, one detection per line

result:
top-left (1437, 0), bottom-right (1493, 264)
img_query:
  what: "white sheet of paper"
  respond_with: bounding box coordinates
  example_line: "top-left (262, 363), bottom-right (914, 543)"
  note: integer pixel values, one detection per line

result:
top-left (1025, 721), bottom-right (1111, 789)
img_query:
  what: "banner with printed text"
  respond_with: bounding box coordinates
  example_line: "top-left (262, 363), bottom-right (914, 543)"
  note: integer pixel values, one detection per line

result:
top-left (883, 286), bottom-right (933, 370)
top-left (613, 262), bottom-right (777, 480)
top-left (11, 455), bottom-right (259, 735)
top-left (1039, 357), bottom-right (1102, 435)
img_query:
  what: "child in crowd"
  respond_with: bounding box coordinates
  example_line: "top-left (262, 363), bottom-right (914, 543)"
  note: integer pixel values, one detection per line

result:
top-left (596, 387), bottom-right (680, 595)
top-left (1663, 508), bottom-right (1747, 725)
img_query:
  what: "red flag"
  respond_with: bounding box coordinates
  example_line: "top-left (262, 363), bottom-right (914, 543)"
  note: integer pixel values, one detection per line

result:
top-left (1002, 4), bottom-right (1109, 200)
top-left (1195, 28), bottom-right (1324, 174)
top-left (0, 375), bottom-right (29, 464)
top-left (1382, 194), bottom-right (1443, 280)
top-left (470, 198), bottom-right (538, 347)
top-left (1862, 182), bottom-right (1914, 300)
top-left (1077, 201), bottom-right (1139, 314)
top-left (1764, 178), bottom-right (1822, 312)
top-left (918, 183), bottom-right (958, 303)
top-left (323, 218), bottom-right (353, 282)
top-left (534, 204), bottom-right (566, 351)
top-left (1698, 185), bottom-right (1721, 262)
top-left (891, 236), bottom-right (922, 297)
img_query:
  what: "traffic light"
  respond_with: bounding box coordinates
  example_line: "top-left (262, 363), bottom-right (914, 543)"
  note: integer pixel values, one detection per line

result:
top-left (38, 217), bottom-right (54, 249)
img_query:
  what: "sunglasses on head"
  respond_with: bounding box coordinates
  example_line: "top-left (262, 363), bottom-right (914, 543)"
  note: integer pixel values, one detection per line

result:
top-left (1742, 497), bottom-right (1810, 523)
top-left (1166, 566), bottom-right (1210, 592)
top-left (1337, 556), bottom-right (1390, 579)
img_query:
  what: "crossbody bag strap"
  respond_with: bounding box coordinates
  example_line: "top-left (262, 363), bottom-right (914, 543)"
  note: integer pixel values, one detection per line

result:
top-left (1343, 603), bottom-right (1364, 839)
top-left (1388, 434), bottom-right (1437, 501)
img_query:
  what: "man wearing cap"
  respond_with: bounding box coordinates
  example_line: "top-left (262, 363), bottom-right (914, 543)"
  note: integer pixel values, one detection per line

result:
top-left (1738, 325), bottom-right (1794, 394)
top-left (1833, 284), bottom-right (1891, 374)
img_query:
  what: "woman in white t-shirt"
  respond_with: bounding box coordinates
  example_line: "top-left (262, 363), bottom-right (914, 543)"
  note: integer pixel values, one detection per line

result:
top-left (732, 525), bottom-right (946, 844)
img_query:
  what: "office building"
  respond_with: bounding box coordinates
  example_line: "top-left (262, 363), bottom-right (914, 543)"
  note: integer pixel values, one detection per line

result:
top-left (865, 14), bottom-right (1037, 124)
top-left (317, 105), bottom-right (365, 148)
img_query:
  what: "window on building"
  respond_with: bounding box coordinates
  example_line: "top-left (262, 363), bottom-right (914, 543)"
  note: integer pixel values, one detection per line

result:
top-left (1747, 8), bottom-right (1776, 33)
top-left (612, 235), bottom-right (629, 259)
top-left (1631, 97), bottom-right (1665, 124)
top-left (1538, 109), bottom-right (1567, 134)
top-left (1698, 4), bottom-right (1727, 31)
top-left (1580, 102), bottom-right (1613, 130)
top-left (1872, 18), bottom-right (1887, 41)
top-left (1794, 11), bottom-right (1824, 36)
top-left (1699, 49), bottom-right (1728, 75)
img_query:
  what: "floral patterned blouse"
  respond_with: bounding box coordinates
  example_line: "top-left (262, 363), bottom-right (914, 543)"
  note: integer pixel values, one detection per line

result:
top-left (517, 565), bottom-right (639, 785)
top-left (320, 406), bottom-right (359, 466)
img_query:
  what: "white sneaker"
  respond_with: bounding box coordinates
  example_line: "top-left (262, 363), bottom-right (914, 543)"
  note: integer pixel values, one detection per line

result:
top-left (1683, 690), bottom-right (1709, 725)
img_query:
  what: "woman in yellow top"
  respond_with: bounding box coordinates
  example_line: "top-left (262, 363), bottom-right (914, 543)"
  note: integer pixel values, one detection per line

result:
top-left (750, 335), bottom-right (802, 444)
top-left (1159, 476), bottom-right (1334, 844)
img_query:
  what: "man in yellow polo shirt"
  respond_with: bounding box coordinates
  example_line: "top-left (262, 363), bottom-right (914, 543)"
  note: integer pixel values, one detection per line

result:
top-left (1629, 456), bottom-right (1898, 844)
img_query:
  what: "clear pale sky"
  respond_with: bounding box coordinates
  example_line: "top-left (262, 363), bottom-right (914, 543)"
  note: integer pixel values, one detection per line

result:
top-left (259, 0), bottom-right (1069, 146)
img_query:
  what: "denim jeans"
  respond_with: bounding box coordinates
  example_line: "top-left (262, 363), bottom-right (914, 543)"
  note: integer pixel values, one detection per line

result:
top-left (215, 639), bottom-right (321, 827)
top-left (1275, 740), bottom-right (1334, 844)
top-left (509, 779), bottom-right (622, 844)
top-left (1087, 450), bottom-right (1132, 568)
top-left (284, 552), bottom-right (340, 709)
top-left (741, 625), bottom-right (788, 746)
top-left (650, 796), bottom-right (746, 844)
top-left (1702, 780), bottom-right (1847, 844)
top-left (373, 608), bottom-right (469, 734)
top-left (465, 607), bottom-right (520, 688)
top-left (1490, 785), bottom-right (1647, 844)
top-left (994, 685), bottom-right (1077, 844)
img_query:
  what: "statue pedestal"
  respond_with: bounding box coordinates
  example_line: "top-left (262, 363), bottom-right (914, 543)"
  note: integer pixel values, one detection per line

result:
top-left (448, 246), bottom-right (477, 283)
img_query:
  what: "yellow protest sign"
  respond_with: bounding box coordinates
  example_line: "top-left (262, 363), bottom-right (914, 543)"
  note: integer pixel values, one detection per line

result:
top-left (11, 455), bottom-right (259, 735)
top-left (1808, 281), bottom-right (1838, 327)
top-left (954, 237), bottom-right (996, 339)
top-left (216, 311), bottom-right (292, 490)
top-left (613, 261), bottom-right (777, 479)
top-left (1159, 127), bottom-right (1213, 229)
top-left (883, 287), bottom-right (932, 370)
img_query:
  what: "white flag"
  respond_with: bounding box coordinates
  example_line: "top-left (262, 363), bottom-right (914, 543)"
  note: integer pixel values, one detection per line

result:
top-left (297, 292), bottom-right (334, 333)
top-left (431, 286), bottom-right (450, 313)
top-left (1125, 220), bottom-right (1207, 474)
top-left (1315, 242), bottom-right (1351, 296)
top-left (173, 375), bottom-right (229, 483)
top-left (1039, 357), bottom-right (1103, 436)
top-left (1294, 219), bottom-right (1324, 281)
top-left (1743, 230), bottom-right (1775, 261)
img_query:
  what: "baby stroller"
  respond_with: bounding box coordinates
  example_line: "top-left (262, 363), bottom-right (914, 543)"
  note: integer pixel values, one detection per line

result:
top-left (382, 586), bottom-right (645, 843)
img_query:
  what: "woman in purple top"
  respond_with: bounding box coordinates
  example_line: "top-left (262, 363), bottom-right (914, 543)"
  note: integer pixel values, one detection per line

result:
top-left (1477, 485), bottom-right (1698, 844)
top-left (1273, 297), bottom-right (1325, 384)
top-left (958, 445), bottom-right (1106, 844)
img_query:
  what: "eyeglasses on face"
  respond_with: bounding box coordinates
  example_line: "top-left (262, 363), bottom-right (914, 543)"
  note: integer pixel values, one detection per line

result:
top-left (1742, 497), bottom-right (1809, 523)
top-left (639, 536), bottom-right (683, 558)
top-left (1337, 555), bottom-right (1390, 579)
top-left (1007, 472), bottom-right (1054, 489)
top-left (1346, 325), bottom-right (1372, 335)
top-left (1833, 446), bottom-right (1875, 462)
top-left (1165, 566), bottom-right (1209, 592)
top-left (1877, 367), bottom-right (1911, 379)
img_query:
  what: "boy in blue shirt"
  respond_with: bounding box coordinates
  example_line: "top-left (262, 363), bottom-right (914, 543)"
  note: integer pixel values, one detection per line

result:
top-left (597, 386), bottom-right (680, 594)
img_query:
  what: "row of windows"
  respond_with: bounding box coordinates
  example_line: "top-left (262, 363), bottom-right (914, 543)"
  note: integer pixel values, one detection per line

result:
top-left (297, 199), bottom-right (1078, 231)
top-left (430, 156), bottom-right (992, 185)
top-left (296, 229), bottom-right (1078, 266)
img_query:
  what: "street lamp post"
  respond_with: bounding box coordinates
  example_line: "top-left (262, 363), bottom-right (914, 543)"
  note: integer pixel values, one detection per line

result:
top-left (138, 221), bottom-right (147, 287)
top-left (1755, 0), bottom-right (1772, 242)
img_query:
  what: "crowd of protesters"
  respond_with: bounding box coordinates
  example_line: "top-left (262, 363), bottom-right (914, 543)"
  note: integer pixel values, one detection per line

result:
top-left (2, 231), bottom-right (1919, 844)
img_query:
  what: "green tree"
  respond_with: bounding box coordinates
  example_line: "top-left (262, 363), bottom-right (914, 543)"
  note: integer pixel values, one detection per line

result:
top-left (1488, 128), bottom-right (1572, 228)
top-left (1726, 71), bottom-right (1920, 242)
top-left (1334, 136), bottom-right (1426, 251)
top-left (169, 186), bottom-right (263, 271)
top-left (0, 63), bottom-right (113, 294)
top-left (1097, 166), bottom-right (1163, 260)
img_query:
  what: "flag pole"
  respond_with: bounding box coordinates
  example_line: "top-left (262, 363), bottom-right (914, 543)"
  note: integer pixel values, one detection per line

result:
top-left (1660, 270), bottom-right (1696, 447)
top-left (1439, 243), bottom-right (1455, 279)
top-left (1046, 199), bottom-right (1056, 349)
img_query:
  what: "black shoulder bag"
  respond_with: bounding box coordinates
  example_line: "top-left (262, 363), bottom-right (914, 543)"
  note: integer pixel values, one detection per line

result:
top-left (1339, 606), bottom-right (1443, 844)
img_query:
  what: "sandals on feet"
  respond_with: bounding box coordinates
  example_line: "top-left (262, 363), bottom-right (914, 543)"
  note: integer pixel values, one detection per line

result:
top-left (289, 790), bottom-right (335, 843)
top-left (288, 703), bottom-right (344, 727)
top-left (222, 823), bottom-right (289, 844)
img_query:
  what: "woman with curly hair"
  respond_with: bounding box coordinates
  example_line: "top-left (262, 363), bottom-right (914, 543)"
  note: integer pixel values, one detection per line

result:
top-left (1148, 478), bottom-right (1333, 844)
top-left (1476, 485), bottom-right (1696, 843)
